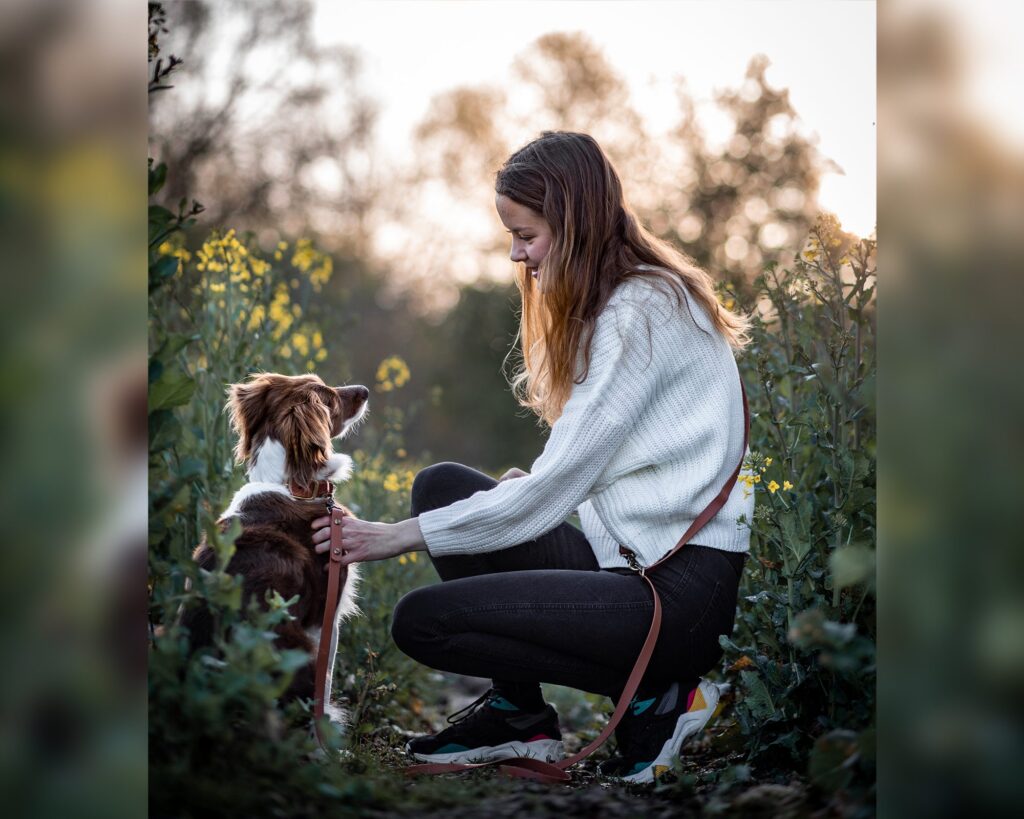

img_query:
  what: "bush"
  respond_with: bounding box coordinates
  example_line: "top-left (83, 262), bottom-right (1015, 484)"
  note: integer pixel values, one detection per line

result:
top-left (719, 214), bottom-right (876, 797)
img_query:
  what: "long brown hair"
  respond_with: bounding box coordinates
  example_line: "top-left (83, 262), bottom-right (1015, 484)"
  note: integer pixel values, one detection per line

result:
top-left (495, 131), bottom-right (751, 426)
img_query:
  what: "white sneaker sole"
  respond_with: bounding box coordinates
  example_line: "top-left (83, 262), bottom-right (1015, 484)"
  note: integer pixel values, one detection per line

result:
top-left (406, 738), bottom-right (564, 765)
top-left (619, 681), bottom-right (726, 784)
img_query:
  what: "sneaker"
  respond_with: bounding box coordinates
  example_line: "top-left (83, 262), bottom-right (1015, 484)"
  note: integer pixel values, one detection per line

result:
top-left (599, 679), bottom-right (724, 784)
top-left (405, 688), bottom-right (564, 765)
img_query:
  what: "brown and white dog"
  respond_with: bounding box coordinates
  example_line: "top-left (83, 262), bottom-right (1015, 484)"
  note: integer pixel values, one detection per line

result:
top-left (183, 373), bottom-right (368, 726)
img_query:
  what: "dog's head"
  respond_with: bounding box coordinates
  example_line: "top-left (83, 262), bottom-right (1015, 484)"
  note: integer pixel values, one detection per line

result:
top-left (226, 373), bottom-right (368, 488)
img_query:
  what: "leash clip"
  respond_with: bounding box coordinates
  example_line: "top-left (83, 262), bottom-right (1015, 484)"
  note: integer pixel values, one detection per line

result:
top-left (622, 547), bottom-right (646, 576)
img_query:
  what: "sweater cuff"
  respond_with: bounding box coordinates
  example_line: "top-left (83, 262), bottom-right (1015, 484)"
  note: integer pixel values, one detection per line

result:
top-left (417, 504), bottom-right (470, 558)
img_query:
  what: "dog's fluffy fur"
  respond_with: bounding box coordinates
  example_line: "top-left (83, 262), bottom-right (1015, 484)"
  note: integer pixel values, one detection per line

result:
top-left (182, 373), bottom-right (368, 726)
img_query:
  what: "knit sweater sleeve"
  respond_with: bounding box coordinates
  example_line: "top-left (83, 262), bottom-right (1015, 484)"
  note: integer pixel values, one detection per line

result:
top-left (416, 295), bottom-right (656, 557)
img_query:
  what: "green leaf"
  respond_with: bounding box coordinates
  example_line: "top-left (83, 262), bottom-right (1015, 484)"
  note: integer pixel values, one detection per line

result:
top-left (739, 669), bottom-right (776, 720)
top-left (808, 729), bottom-right (859, 792)
top-left (151, 332), bottom-right (199, 365)
top-left (150, 254), bottom-right (178, 285)
top-left (149, 409), bottom-right (181, 454)
top-left (149, 204), bottom-right (174, 225)
top-left (830, 544), bottom-right (875, 590)
top-left (149, 367), bottom-right (196, 410)
top-left (149, 162), bottom-right (168, 196)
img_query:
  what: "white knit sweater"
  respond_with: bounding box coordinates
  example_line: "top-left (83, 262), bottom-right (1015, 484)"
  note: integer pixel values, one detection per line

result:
top-left (417, 273), bottom-right (754, 569)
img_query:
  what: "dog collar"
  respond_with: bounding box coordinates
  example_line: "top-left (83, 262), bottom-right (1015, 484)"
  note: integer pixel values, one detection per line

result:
top-left (289, 479), bottom-right (335, 500)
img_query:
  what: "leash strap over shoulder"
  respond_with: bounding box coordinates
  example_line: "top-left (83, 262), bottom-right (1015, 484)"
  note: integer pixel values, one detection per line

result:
top-left (406, 380), bottom-right (750, 783)
top-left (313, 501), bottom-right (346, 746)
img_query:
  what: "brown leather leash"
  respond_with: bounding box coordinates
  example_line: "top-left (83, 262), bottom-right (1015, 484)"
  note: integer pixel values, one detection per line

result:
top-left (313, 496), bottom-right (347, 748)
top-left (405, 380), bottom-right (749, 783)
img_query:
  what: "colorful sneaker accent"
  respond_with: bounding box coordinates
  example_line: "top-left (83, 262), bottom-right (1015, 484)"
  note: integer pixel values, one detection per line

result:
top-left (405, 688), bottom-right (564, 765)
top-left (599, 679), bottom-right (725, 784)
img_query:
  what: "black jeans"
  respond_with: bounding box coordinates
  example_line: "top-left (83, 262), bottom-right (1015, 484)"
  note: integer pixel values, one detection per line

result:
top-left (391, 462), bottom-right (746, 700)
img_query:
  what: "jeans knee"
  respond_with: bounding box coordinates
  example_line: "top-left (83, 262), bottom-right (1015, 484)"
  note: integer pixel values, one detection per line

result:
top-left (410, 461), bottom-right (482, 516)
top-left (391, 586), bottom-right (438, 659)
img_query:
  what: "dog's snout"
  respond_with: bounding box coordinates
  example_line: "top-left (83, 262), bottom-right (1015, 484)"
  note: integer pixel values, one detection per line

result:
top-left (334, 385), bottom-right (369, 431)
top-left (336, 385), bottom-right (368, 406)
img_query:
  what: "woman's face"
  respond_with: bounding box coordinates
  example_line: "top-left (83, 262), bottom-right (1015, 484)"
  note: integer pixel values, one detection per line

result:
top-left (495, 194), bottom-right (553, 290)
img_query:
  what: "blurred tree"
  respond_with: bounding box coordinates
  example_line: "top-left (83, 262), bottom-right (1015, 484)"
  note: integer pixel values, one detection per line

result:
top-left (414, 283), bottom-right (545, 472)
top-left (510, 31), bottom-right (654, 185)
top-left (653, 54), bottom-right (837, 295)
top-left (148, 0), bottom-right (379, 253)
top-left (404, 34), bottom-right (834, 301)
top-left (414, 86), bottom-right (509, 197)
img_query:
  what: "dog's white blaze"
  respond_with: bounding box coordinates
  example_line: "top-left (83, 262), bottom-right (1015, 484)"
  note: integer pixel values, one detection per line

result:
top-left (249, 438), bottom-right (289, 484)
top-left (221, 481), bottom-right (291, 520)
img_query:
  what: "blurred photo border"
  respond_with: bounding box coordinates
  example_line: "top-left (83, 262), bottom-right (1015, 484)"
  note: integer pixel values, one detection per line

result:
top-left (0, 0), bottom-right (1021, 816)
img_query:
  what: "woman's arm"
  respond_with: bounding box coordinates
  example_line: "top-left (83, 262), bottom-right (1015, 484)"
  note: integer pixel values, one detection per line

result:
top-left (311, 515), bottom-right (425, 566)
top-left (309, 468), bottom-right (531, 564)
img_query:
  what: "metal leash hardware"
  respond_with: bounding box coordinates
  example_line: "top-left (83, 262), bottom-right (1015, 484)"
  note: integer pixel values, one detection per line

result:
top-left (619, 545), bottom-right (646, 576)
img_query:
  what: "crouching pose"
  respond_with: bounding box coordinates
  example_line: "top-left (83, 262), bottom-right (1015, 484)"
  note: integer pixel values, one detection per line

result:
top-left (312, 131), bottom-right (753, 783)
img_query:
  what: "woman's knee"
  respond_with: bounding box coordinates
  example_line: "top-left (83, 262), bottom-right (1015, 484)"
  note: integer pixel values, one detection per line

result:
top-left (391, 585), bottom-right (443, 659)
top-left (410, 461), bottom-right (493, 516)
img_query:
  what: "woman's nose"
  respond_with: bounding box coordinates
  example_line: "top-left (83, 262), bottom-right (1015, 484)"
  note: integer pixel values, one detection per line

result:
top-left (510, 242), bottom-right (527, 263)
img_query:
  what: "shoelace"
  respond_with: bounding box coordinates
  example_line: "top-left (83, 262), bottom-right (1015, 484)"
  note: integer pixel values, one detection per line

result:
top-left (445, 688), bottom-right (499, 725)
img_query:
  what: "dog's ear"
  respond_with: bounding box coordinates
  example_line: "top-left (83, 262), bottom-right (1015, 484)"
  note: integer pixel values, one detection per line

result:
top-left (225, 377), bottom-right (269, 466)
top-left (279, 389), bottom-right (332, 488)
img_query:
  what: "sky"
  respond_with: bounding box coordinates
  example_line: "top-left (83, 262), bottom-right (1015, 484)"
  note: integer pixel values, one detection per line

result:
top-left (313, 0), bottom-right (877, 238)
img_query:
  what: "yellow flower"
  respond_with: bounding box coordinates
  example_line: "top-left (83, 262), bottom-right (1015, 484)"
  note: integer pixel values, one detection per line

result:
top-left (753, 474), bottom-right (761, 483)
top-left (398, 555), bottom-right (408, 565)
top-left (396, 448), bottom-right (407, 458)
top-left (376, 355), bottom-right (411, 391)
top-left (383, 473), bottom-right (401, 492)
top-left (277, 241), bottom-right (288, 251)
top-left (409, 551), bottom-right (418, 563)
top-left (315, 348), bottom-right (328, 362)
top-left (280, 345), bottom-right (292, 358)
top-left (765, 457), bottom-right (772, 466)
top-left (158, 241), bottom-right (173, 255)
top-left (768, 480), bottom-right (780, 494)
top-left (247, 304), bottom-right (266, 332)
top-left (723, 297), bottom-right (736, 310)
top-left (783, 480), bottom-right (794, 491)
top-left (292, 332), bottom-right (310, 357)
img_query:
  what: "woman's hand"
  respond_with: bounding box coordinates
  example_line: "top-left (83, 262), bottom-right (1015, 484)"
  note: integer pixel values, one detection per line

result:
top-left (310, 514), bottom-right (425, 567)
top-left (498, 467), bottom-right (529, 482)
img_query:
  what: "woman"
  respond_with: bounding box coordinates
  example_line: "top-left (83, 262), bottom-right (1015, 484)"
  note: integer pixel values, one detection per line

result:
top-left (312, 131), bottom-right (753, 783)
